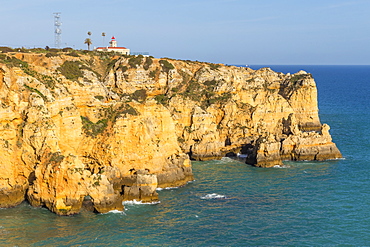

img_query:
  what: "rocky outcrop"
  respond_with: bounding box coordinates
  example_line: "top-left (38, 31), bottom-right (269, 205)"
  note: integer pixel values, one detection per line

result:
top-left (246, 124), bottom-right (342, 168)
top-left (281, 123), bottom-right (342, 162)
top-left (120, 169), bottom-right (159, 203)
top-left (0, 50), bottom-right (341, 214)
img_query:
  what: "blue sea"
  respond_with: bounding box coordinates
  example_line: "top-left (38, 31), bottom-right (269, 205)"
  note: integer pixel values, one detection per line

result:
top-left (1, 65), bottom-right (369, 246)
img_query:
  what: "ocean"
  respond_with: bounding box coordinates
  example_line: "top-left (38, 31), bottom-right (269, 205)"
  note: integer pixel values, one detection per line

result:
top-left (1, 65), bottom-right (369, 246)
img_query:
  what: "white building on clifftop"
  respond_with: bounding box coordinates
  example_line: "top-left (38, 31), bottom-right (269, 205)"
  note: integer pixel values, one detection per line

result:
top-left (95, 36), bottom-right (130, 55)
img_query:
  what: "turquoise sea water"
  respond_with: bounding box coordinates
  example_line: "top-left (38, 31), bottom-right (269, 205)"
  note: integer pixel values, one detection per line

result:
top-left (1, 65), bottom-right (369, 246)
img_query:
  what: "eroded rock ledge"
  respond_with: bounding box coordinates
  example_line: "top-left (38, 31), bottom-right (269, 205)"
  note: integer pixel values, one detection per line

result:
top-left (0, 51), bottom-right (340, 214)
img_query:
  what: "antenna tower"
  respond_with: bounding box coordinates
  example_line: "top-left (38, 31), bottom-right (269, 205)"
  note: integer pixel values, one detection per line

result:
top-left (53, 12), bottom-right (62, 48)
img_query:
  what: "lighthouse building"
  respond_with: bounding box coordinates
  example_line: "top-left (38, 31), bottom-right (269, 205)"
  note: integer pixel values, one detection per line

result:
top-left (95, 36), bottom-right (130, 55)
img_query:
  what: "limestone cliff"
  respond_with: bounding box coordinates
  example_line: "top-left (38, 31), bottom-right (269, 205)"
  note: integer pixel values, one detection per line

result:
top-left (0, 50), bottom-right (341, 214)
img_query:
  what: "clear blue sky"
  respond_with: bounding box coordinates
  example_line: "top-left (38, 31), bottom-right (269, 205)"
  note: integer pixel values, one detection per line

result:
top-left (1, 0), bottom-right (369, 65)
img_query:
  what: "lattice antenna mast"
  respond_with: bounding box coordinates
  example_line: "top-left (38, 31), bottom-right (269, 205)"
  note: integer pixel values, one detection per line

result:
top-left (53, 12), bottom-right (62, 48)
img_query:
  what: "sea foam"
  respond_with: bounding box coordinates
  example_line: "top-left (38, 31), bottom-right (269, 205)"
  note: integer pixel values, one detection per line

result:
top-left (200, 193), bottom-right (226, 199)
top-left (105, 210), bottom-right (126, 215)
top-left (156, 186), bottom-right (179, 191)
top-left (122, 200), bottom-right (161, 205)
top-left (273, 164), bottom-right (290, 168)
top-left (220, 157), bottom-right (236, 163)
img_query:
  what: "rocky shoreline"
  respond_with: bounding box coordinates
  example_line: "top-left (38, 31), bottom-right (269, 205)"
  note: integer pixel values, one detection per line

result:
top-left (0, 50), bottom-right (341, 215)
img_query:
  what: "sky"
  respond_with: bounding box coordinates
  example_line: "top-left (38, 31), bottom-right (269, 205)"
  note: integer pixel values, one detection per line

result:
top-left (0, 0), bottom-right (369, 65)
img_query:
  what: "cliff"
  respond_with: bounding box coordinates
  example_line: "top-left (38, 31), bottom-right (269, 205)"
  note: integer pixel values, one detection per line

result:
top-left (0, 50), bottom-right (341, 215)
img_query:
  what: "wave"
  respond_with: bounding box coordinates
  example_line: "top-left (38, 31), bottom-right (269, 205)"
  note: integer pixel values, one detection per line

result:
top-left (273, 165), bottom-right (290, 168)
top-left (200, 193), bottom-right (226, 200)
top-left (105, 210), bottom-right (126, 215)
top-left (122, 200), bottom-right (161, 205)
top-left (220, 157), bottom-right (237, 163)
top-left (156, 187), bottom-right (179, 191)
top-left (331, 157), bottom-right (346, 160)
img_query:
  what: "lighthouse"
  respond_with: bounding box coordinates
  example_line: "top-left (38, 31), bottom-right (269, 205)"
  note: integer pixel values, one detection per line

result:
top-left (109, 36), bottom-right (117, 47)
top-left (95, 36), bottom-right (130, 55)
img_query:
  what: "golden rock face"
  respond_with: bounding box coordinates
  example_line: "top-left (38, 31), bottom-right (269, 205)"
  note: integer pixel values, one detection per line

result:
top-left (0, 52), bottom-right (340, 214)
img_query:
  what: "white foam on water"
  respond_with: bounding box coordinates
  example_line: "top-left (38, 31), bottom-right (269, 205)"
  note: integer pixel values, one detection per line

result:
top-left (122, 199), bottom-right (161, 205)
top-left (156, 186), bottom-right (179, 191)
top-left (200, 193), bottom-right (226, 200)
top-left (220, 157), bottom-right (236, 163)
top-left (273, 164), bottom-right (290, 168)
top-left (331, 157), bottom-right (346, 160)
top-left (104, 210), bottom-right (126, 215)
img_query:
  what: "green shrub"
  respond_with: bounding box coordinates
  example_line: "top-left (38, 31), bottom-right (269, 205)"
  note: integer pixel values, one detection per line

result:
top-left (37, 74), bottom-right (56, 89)
top-left (81, 116), bottom-right (108, 137)
top-left (143, 57), bottom-right (153, 70)
top-left (67, 51), bottom-right (80, 57)
top-left (45, 52), bottom-right (59, 58)
top-left (104, 104), bottom-right (140, 122)
top-left (58, 61), bottom-right (84, 81)
top-left (131, 89), bottom-right (147, 103)
top-left (0, 56), bottom-right (29, 68)
top-left (121, 105), bottom-right (139, 116)
top-left (209, 63), bottom-right (221, 70)
top-left (62, 47), bottom-right (74, 52)
top-left (204, 79), bottom-right (217, 87)
top-left (0, 47), bottom-right (14, 53)
top-left (80, 104), bottom-right (140, 138)
top-left (182, 80), bottom-right (202, 100)
top-left (128, 55), bottom-right (143, 68)
top-left (155, 94), bottom-right (169, 105)
top-left (106, 58), bottom-right (118, 72)
top-left (207, 92), bottom-right (232, 106)
top-left (289, 74), bottom-right (310, 83)
top-left (177, 77), bottom-right (232, 109)
top-left (94, 95), bottom-right (105, 101)
top-left (149, 68), bottom-right (159, 79)
top-left (48, 48), bottom-right (61, 53)
top-left (28, 48), bottom-right (47, 53)
top-left (178, 70), bottom-right (191, 84)
top-left (49, 152), bottom-right (65, 163)
top-left (24, 84), bottom-right (47, 101)
top-left (159, 59), bottom-right (175, 73)
top-left (118, 65), bottom-right (128, 72)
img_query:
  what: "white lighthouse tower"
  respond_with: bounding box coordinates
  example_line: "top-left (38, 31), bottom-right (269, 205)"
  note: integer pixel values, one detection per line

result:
top-left (109, 36), bottom-right (117, 47)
